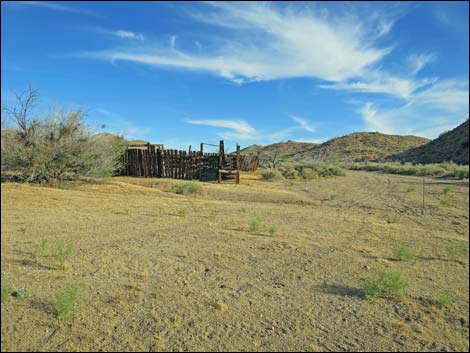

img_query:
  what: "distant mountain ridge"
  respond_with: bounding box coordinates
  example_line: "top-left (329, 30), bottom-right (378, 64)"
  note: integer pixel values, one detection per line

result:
top-left (241, 132), bottom-right (430, 162)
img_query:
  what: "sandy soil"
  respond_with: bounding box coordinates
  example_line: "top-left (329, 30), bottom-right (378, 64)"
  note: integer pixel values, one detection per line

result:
top-left (1, 171), bottom-right (469, 351)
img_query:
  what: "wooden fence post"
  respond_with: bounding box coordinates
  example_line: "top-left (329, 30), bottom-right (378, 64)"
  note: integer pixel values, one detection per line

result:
top-left (236, 144), bottom-right (240, 184)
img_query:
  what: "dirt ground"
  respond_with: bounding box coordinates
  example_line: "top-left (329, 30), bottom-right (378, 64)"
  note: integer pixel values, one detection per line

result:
top-left (1, 171), bottom-right (469, 352)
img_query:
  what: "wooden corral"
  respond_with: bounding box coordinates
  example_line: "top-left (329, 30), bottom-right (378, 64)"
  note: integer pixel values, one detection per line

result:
top-left (124, 140), bottom-right (259, 183)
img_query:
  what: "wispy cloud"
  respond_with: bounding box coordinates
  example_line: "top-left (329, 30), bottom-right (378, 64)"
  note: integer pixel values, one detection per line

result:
top-left (14, 1), bottom-right (102, 18)
top-left (407, 53), bottom-right (436, 75)
top-left (291, 116), bottom-right (316, 133)
top-left (169, 35), bottom-right (176, 48)
top-left (80, 2), bottom-right (396, 84)
top-left (114, 30), bottom-right (144, 41)
top-left (359, 79), bottom-right (469, 138)
top-left (318, 70), bottom-right (437, 100)
top-left (186, 119), bottom-right (257, 140)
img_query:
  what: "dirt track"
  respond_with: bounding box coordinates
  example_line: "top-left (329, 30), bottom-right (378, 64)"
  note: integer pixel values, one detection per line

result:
top-left (1, 171), bottom-right (469, 351)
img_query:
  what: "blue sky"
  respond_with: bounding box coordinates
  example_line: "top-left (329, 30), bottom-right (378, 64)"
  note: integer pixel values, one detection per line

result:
top-left (2, 1), bottom-right (469, 151)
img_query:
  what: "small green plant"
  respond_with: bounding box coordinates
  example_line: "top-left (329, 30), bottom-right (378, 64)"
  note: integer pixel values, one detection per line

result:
top-left (268, 226), bottom-right (277, 236)
top-left (394, 245), bottom-right (417, 261)
top-left (406, 186), bottom-right (416, 193)
top-left (330, 193), bottom-right (337, 201)
top-left (440, 199), bottom-right (449, 207)
top-left (446, 241), bottom-right (469, 260)
top-left (1, 280), bottom-right (13, 303)
top-left (434, 293), bottom-right (452, 307)
top-left (54, 284), bottom-right (80, 320)
top-left (178, 208), bottom-right (188, 217)
top-left (12, 288), bottom-right (29, 298)
top-left (36, 240), bottom-right (73, 270)
top-left (360, 268), bottom-right (408, 299)
top-left (385, 215), bottom-right (398, 224)
top-left (260, 170), bottom-right (283, 181)
top-left (442, 186), bottom-right (454, 195)
top-left (240, 207), bottom-right (247, 213)
top-left (170, 182), bottom-right (203, 195)
top-left (248, 218), bottom-right (264, 232)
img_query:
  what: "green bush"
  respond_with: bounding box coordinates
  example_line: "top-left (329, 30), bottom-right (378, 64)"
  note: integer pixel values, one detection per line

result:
top-left (301, 167), bottom-right (318, 180)
top-left (36, 240), bottom-right (73, 269)
top-left (442, 186), bottom-right (454, 195)
top-left (446, 241), bottom-right (469, 260)
top-left (54, 284), bottom-right (80, 320)
top-left (434, 293), bottom-right (452, 307)
top-left (440, 199), bottom-right (449, 207)
top-left (406, 186), bottom-right (416, 193)
top-left (1, 279), bottom-right (13, 303)
top-left (268, 226), bottom-right (277, 236)
top-left (260, 170), bottom-right (284, 181)
top-left (344, 162), bottom-right (469, 179)
top-left (360, 269), bottom-right (408, 299)
top-left (170, 182), bottom-right (203, 195)
top-left (283, 168), bottom-right (299, 179)
top-left (248, 218), bottom-right (264, 232)
top-left (394, 245), bottom-right (417, 261)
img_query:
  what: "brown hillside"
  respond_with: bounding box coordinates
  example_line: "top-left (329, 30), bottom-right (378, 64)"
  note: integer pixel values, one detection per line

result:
top-left (387, 120), bottom-right (469, 165)
top-left (242, 133), bottom-right (429, 162)
top-left (241, 141), bottom-right (317, 159)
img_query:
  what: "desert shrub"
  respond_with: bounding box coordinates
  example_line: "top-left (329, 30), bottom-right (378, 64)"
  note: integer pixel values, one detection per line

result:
top-left (434, 293), bottom-right (452, 307)
top-left (440, 199), bottom-right (449, 207)
top-left (268, 226), bottom-right (277, 236)
top-left (2, 87), bottom-right (126, 183)
top-left (178, 208), bottom-right (188, 217)
top-left (360, 269), bottom-right (408, 299)
top-left (1, 279), bottom-right (13, 303)
top-left (446, 241), bottom-right (469, 260)
top-left (260, 169), bottom-right (284, 181)
top-left (442, 186), bottom-right (454, 195)
top-left (394, 245), bottom-right (417, 261)
top-left (300, 167), bottom-right (316, 180)
top-left (170, 182), bottom-right (203, 195)
top-left (385, 215), bottom-right (398, 224)
top-left (330, 192), bottom-right (337, 200)
top-left (406, 186), bottom-right (416, 193)
top-left (248, 218), bottom-right (264, 232)
top-left (54, 284), bottom-right (80, 320)
top-left (283, 167), bottom-right (299, 179)
top-left (36, 240), bottom-right (73, 269)
top-left (344, 162), bottom-right (469, 179)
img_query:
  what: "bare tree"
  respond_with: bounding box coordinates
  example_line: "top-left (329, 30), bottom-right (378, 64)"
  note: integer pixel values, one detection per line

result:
top-left (2, 85), bottom-right (40, 146)
top-left (267, 150), bottom-right (280, 169)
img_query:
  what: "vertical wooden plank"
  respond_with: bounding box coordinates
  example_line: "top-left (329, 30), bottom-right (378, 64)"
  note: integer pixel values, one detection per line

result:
top-left (157, 148), bottom-right (162, 177)
top-left (218, 140), bottom-right (224, 183)
top-left (236, 144), bottom-right (240, 184)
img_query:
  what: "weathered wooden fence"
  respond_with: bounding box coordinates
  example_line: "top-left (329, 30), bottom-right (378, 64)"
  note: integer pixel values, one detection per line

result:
top-left (124, 141), bottom-right (259, 182)
top-left (239, 155), bottom-right (260, 172)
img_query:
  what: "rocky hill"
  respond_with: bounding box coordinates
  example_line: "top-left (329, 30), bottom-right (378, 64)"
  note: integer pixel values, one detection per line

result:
top-left (242, 132), bottom-right (430, 162)
top-left (387, 120), bottom-right (469, 165)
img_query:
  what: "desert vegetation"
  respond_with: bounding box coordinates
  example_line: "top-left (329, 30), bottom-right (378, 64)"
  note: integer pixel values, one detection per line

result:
top-left (344, 161), bottom-right (469, 179)
top-left (1, 87), bottom-right (126, 183)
